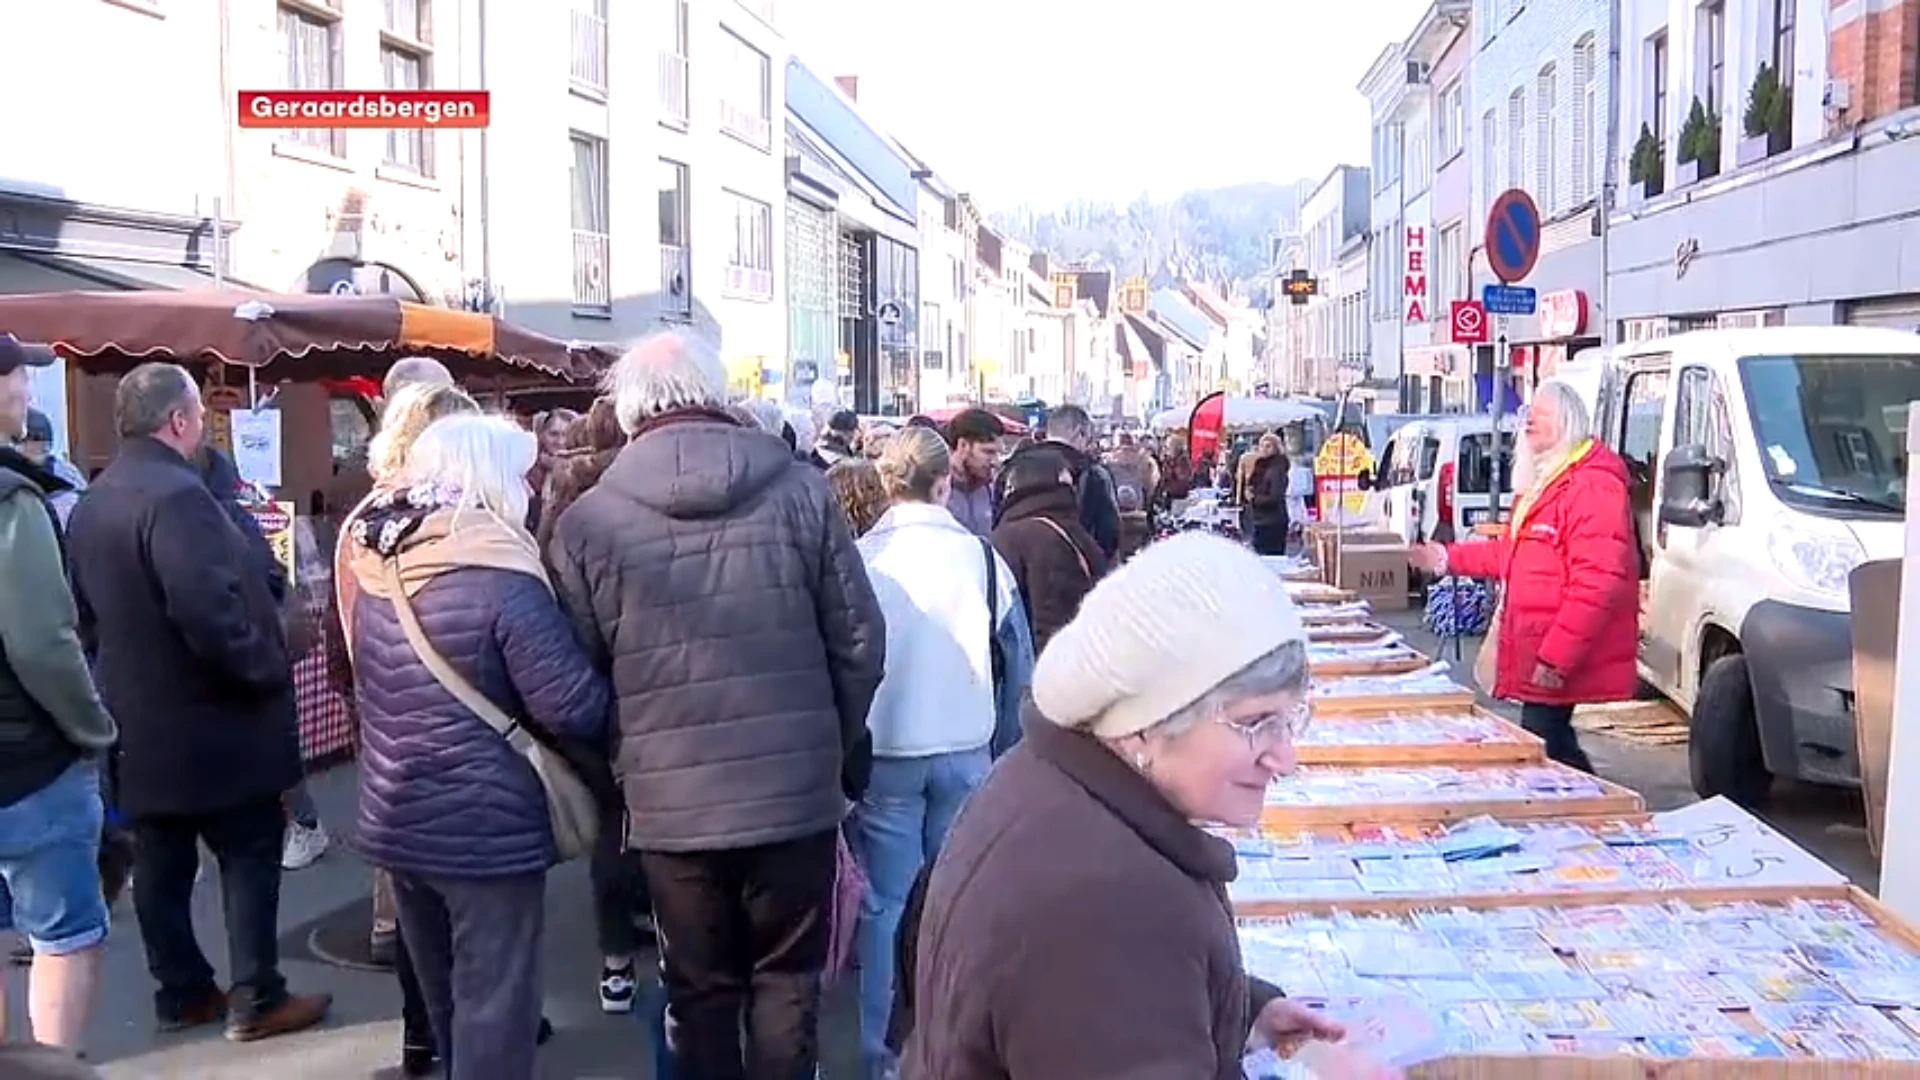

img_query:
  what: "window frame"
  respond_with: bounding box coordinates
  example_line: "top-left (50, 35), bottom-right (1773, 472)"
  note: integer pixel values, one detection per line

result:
top-left (1535, 63), bottom-right (1558, 213)
top-left (277, 0), bottom-right (347, 159)
top-left (719, 27), bottom-right (772, 151)
top-left (722, 189), bottom-right (775, 301)
top-left (569, 132), bottom-right (612, 314)
top-left (1650, 31), bottom-right (1670, 144)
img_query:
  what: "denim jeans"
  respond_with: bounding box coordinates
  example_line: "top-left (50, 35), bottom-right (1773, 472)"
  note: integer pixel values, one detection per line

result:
top-left (0, 760), bottom-right (108, 955)
top-left (394, 870), bottom-right (546, 1080)
top-left (852, 748), bottom-right (991, 1067)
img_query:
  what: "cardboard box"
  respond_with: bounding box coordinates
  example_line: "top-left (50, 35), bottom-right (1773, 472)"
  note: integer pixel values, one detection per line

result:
top-left (1310, 527), bottom-right (1402, 571)
top-left (1330, 542), bottom-right (1410, 611)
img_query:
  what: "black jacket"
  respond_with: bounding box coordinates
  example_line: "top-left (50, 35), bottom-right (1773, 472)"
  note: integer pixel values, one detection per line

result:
top-left (1246, 454), bottom-right (1291, 529)
top-left (995, 441), bottom-right (1121, 562)
top-left (550, 409), bottom-right (886, 853)
top-left (66, 438), bottom-right (300, 818)
top-left (199, 445), bottom-right (288, 604)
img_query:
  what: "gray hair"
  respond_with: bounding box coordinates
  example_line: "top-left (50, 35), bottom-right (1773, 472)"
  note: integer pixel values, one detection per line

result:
top-left (606, 329), bottom-right (727, 435)
top-left (1149, 640), bottom-right (1310, 738)
top-left (115, 363), bottom-right (198, 439)
top-left (1532, 378), bottom-right (1593, 456)
top-left (1048, 404), bottom-right (1093, 446)
top-left (735, 397), bottom-right (785, 436)
top-left (384, 357), bottom-right (455, 399)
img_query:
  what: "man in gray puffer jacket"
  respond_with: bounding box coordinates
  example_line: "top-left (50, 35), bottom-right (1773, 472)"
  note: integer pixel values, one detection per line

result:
top-left (549, 329), bottom-right (885, 1080)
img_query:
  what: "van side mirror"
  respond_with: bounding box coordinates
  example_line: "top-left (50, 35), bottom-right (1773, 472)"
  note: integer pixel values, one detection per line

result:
top-left (1659, 443), bottom-right (1724, 528)
top-left (1355, 468), bottom-right (1375, 492)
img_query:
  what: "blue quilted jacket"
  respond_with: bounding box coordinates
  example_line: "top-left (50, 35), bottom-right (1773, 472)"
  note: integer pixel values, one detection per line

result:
top-left (349, 505), bottom-right (610, 877)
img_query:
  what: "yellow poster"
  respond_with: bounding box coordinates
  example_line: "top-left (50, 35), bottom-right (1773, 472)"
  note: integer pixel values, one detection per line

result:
top-left (1313, 432), bottom-right (1374, 521)
top-left (248, 501), bottom-right (298, 583)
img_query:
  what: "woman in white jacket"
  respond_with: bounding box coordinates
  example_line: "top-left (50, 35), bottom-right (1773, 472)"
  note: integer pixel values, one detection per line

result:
top-left (854, 425), bottom-right (1033, 1079)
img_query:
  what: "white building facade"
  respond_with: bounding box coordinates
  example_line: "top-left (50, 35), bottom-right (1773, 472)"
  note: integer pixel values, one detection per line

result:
top-left (1605, 0), bottom-right (1920, 338)
top-left (1360, 44), bottom-right (1413, 408)
top-left (1467, 0), bottom-right (1609, 397)
top-left (1299, 166), bottom-right (1373, 397)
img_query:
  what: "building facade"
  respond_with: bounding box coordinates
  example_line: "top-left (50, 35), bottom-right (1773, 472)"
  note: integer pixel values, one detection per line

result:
top-left (1360, 43), bottom-right (1414, 407)
top-left (1298, 166), bottom-right (1373, 397)
top-left (1467, 0), bottom-right (1609, 398)
top-left (1402, 0), bottom-right (1476, 412)
top-left (1605, 0), bottom-right (1920, 338)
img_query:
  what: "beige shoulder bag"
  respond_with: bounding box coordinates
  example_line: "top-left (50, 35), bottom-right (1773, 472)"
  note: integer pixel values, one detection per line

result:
top-left (1033, 517), bottom-right (1093, 582)
top-left (382, 561), bottom-right (599, 862)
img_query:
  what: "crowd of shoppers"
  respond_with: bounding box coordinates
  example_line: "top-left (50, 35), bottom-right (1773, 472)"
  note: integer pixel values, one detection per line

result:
top-left (0, 320), bottom-right (1410, 1079)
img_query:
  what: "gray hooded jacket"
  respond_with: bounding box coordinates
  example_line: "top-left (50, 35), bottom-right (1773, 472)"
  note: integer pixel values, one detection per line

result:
top-left (549, 410), bottom-right (885, 852)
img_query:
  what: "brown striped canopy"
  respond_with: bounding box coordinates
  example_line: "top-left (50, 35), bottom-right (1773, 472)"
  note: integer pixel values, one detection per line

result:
top-left (0, 290), bottom-right (614, 384)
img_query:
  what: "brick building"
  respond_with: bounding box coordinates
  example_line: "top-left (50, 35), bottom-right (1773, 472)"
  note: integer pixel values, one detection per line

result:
top-left (1610, 0), bottom-right (1920, 335)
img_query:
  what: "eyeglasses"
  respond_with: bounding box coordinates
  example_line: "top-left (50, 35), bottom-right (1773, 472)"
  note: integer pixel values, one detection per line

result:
top-left (1216, 696), bottom-right (1313, 751)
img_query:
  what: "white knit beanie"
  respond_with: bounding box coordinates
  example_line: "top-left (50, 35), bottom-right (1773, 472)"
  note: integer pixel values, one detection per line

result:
top-left (1033, 532), bottom-right (1308, 740)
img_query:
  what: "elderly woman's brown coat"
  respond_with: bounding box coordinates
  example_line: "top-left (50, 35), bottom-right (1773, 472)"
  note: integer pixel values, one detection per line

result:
top-left (901, 712), bottom-right (1279, 1078)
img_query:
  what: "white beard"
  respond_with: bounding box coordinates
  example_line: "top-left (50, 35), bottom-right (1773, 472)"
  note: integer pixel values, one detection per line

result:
top-left (1512, 441), bottom-right (1568, 497)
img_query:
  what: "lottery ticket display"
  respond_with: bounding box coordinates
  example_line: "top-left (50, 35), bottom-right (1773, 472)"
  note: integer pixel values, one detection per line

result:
top-left (1221, 807), bottom-right (1845, 907)
top-left (1296, 711), bottom-right (1531, 751)
top-left (1263, 764), bottom-right (1613, 807)
top-left (1313, 663), bottom-right (1466, 701)
top-left (1239, 897), bottom-right (1920, 1060)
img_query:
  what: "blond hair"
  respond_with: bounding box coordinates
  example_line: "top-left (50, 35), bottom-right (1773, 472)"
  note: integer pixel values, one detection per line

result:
top-left (875, 425), bottom-right (950, 503)
top-left (368, 383), bottom-right (480, 480)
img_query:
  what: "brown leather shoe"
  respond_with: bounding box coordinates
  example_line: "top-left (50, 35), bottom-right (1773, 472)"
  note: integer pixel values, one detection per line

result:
top-left (157, 988), bottom-right (229, 1033)
top-left (225, 991), bottom-right (332, 1042)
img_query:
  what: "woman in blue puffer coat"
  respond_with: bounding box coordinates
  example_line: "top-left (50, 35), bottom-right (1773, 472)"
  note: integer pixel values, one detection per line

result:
top-left (343, 413), bottom-right (611, 1080)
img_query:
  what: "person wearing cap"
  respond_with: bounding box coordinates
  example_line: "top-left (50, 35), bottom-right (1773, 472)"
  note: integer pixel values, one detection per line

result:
top-left (898, 533), bottom-right (1396, 1079)
top-left (65, 362), bottom-right (331, 1042)
top-left (15, 409), bottom-right (86, 527)
top-left (0, 334), bottom-right (119, 1055)
top-left (810, 408), bottom-right (860, 469)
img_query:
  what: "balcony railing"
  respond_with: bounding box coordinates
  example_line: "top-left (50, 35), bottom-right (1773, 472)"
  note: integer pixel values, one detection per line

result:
top-left (570, 8), bottom-right (608, 96)
top-left (572, 230), bottom-right (611, 313)
top-left (720, 101), bottom-right (771, 150)
top-left (659, 52), bottom-right (689, 130)
top-left (660, 244), bottom-right (692, 319)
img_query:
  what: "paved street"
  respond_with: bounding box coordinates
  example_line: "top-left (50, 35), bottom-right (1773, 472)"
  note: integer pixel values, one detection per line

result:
top-left (32, 609), bottom-right (1875, 1076)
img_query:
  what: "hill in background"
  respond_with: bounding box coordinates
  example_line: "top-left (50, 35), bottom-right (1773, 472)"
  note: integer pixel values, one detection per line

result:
top-left (990, 180), bottom-right (1313, 301)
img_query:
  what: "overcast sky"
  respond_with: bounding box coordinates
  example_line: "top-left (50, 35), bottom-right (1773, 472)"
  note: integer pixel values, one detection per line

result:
top-left (779, 0), bottom-right (1433, 209)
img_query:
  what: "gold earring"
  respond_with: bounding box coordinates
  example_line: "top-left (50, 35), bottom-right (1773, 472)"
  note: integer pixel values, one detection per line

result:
top-left (1133, 751), bottom-right (1150, 772)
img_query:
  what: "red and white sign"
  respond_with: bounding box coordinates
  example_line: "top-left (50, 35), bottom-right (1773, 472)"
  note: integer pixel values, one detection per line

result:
top-left (1449, 300), bottom-right (1489, 344)
top-left (1403, 226), bottom-right (1428, 323)
top-left (237, 91), bottom-right (492, 129)
top-left (1539, 289), bottom-right (1590, 339)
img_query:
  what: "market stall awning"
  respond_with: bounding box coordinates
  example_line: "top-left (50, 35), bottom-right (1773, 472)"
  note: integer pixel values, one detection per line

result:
top-left (0, 290), bottom-right (614, 383)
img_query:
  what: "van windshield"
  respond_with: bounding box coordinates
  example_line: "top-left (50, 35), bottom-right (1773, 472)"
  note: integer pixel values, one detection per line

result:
top-left (1739, 354), bottom-right (1920, 515)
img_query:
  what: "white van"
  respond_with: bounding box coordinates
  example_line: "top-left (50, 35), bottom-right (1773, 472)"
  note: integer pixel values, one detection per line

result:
top-left (1363, 416), bottom-right (1521, 544)
top-left (1589, 327), bottom-right (1920, 806)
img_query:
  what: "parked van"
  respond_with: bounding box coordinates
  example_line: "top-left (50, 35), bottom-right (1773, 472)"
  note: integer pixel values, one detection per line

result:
top-left (1589, 327), bottom-right (1920, 806)
top-left (1362, 415), bottom-right (1521, 544)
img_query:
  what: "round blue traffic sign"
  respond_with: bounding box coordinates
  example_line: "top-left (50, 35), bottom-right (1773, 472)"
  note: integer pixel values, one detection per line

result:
top-left (1484, 188), bottom-right (1541, 285)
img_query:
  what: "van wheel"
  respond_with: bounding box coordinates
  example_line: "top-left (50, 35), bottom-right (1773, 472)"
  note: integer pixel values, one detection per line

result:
top-left (1689, 655), bottom-right (1771, 808)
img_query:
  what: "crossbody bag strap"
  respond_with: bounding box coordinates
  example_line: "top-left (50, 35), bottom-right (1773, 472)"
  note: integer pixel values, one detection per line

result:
top-left (382, 559), bottom-right (535, 753)
top-left (1034, 517), bottom-right (1092, 582)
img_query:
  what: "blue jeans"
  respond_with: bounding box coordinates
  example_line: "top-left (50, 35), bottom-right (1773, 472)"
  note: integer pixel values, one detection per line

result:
top-left (0, 760), bottom-right (108, 956)
top-left (853, 748), bottom-right (990, 1066)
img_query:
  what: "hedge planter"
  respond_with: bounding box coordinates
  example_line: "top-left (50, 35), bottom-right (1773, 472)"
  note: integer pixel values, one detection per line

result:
top-left (1737, 133), bottom-right (1771, 166)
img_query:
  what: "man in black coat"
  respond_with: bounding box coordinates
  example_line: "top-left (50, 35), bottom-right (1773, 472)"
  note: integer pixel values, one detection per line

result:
top-left (65, 363), bottom-right (331, 1042)
top-left (993, 404), bottom-right (1121, 562)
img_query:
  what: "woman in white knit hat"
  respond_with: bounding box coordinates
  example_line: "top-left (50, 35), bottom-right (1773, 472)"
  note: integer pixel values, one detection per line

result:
top-left (853, 425), bottom-right (1033, 1078)
top-left (896, 532), bottom-right (1396, 1079)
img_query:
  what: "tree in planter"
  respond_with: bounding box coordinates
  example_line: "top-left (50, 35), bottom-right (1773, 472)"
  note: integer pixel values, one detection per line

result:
top-left (1768, 80), bottom-right (1794, 153)
top-left (1629, 122), bottom-right (1664, 196)
top-left (1678, 98), bottom-right (1722, 180)
top-left (1743, 63), bottom-right (1778, 140)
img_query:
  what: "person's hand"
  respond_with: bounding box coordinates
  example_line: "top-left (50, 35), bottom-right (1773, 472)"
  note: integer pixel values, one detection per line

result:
top-left (1406, 542), bottom-right (1446, 575)
top-left (1250, 997), bottom-right (1346, 1049)
top-left (1531, 662), bottom-right (1564, 690)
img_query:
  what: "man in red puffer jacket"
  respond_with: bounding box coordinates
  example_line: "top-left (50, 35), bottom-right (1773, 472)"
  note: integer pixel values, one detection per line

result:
top-left (1409, 379), bottom-right (1638, 772)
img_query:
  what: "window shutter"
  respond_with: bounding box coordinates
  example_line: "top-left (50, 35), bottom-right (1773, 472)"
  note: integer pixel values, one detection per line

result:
top-left (1507, 90), bottom-right (1526, 191)
top-left (1536, 68), bottom-right (1556, 213)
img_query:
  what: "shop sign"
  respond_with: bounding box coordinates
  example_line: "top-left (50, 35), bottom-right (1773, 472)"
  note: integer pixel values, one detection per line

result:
top-left (1403, 226), bottom-right (1428, 323)
top-left (1313, 431), bottom-right (1374, 525)
top-left (1539, 290), bottom-right (1589, 339)
top-left (248, 501), bottom-right (299, 584)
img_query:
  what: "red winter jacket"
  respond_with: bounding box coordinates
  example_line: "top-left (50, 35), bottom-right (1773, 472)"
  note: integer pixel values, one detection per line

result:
top-left (1444, 442), bottom-right (1639, 706)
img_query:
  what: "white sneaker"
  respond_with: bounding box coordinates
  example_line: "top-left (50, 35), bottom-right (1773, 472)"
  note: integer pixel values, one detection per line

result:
top-left (599, 963), bottom-right (637, 1014)
top-left (282, 822), bottom-right (330, 871)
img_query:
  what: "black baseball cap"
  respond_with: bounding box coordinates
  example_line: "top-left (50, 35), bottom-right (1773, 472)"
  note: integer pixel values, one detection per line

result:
top-left (22, 409), bottom-right (53, 444)
top-left (0, 334), bottom-right (54, 375)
